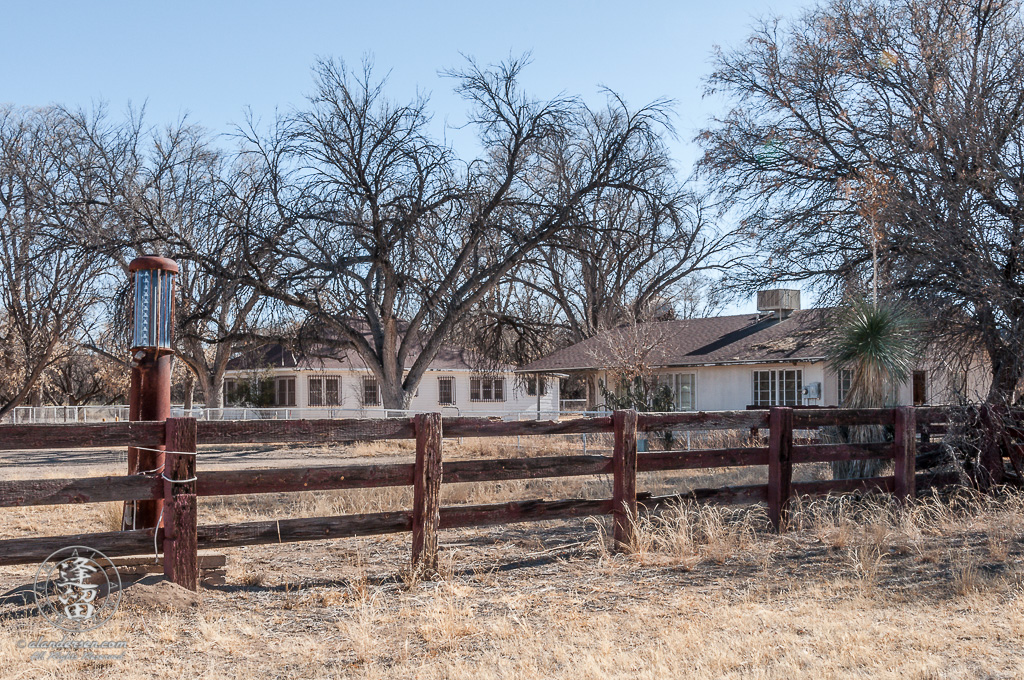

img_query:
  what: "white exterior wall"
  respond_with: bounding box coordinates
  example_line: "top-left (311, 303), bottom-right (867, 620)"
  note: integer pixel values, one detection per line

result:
top-left (225, 367), bottom-right (558, 416)
top-left (636, 355), bottom-right (991, 412)
top-left (647, 362), bottom-right (825, 411)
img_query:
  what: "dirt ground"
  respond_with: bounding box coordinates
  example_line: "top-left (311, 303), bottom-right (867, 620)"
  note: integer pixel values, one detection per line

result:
top-left (1, 438), bottom-right (1022, 678)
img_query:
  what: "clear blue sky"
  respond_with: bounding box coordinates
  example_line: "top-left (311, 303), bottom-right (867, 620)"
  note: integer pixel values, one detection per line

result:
top-left (2, 0), bottom-right (813, 312)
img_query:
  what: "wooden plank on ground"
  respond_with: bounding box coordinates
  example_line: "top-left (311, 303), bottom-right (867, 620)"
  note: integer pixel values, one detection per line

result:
top-left (0, 421), bottom-right (165, 451)
top-left (0, 475), bottom-right (161, 507)
top-left (195, 418), bottom-right (416, 445)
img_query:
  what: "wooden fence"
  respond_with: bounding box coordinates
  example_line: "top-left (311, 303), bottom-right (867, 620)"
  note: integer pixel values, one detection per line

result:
top-left (0, 406), bottom-right (1009, 591)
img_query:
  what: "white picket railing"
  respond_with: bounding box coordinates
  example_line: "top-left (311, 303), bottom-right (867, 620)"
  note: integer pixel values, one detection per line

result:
top-left (8, 404), bottom-right (612, 424)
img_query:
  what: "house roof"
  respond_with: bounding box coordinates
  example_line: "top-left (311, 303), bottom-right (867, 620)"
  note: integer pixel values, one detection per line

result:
top-left (518, 308), bottom-right (833, 373)
top-left (226, 341), bottom-right (495, 373)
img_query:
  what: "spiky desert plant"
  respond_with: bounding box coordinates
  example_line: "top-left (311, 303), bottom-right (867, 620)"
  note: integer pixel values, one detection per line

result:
top-left (827, 300), bottom-right (921, 479)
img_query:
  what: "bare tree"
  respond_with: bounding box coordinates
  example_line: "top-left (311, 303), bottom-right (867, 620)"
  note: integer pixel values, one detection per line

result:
top-left (459, 188), bottom-right (733, 384)
top-left (699, 0), bottom-right (1024, 405)
top-left (169, 56), bottom-right (678, 408)
top-left (0, 106), bottom-right (106, 418)
top-left (63, 108), bottom-right (272, 409)
top-left (523, 190), bottom-right (734, 343)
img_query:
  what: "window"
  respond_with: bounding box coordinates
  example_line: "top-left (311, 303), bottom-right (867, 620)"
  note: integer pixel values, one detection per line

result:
top-left (752, 370), bottom-right (777, 407)
top-left (438, 376), bottom-right (456, 405)
top-left (526, 376), bottom-right (547, 396)
top-left (308, 375), bottom-right (342, 407)
top-left (325, 377), bottom-right (340, 405)
top-left (362, 376), bottom-right (380, 406)
top-left (838, 369), bottom-right (853, 406)
top-left (225, 379), bottom-right (239, 406)
top-left (470, 376), bottom-right (506, 402)
top-left (661, 373), bottom-right (696, 411)
top-left (779, 369), bottom-right (802, 406)
top-left (275, 377), bottom-right (296, 406)
top-left (913, 371), bottom-right (927, 406)
top-left (752, 369), bottom-right (802, 406)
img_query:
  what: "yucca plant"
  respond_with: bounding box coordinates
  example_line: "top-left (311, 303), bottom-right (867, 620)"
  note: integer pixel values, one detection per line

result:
top-left (827, 300), bottom-right (921, 479)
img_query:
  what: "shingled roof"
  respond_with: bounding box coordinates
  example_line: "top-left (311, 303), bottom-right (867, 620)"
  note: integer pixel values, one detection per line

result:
top-left (518, 308), bottom-right (834, 373)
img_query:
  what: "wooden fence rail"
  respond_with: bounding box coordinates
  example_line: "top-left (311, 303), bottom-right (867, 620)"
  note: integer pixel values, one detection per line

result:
top-left (0, 406), bottom-right (1018, 589)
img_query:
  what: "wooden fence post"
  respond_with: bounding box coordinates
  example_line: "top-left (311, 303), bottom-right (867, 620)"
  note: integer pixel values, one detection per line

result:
top-left (163, 417), bottom-right (198, 591)
top-left (893, 406), bottom-right (917, 504)
top-left (612, 409), bottom-right (638, 551)
top-left (767, 407), bottom-right (793, 533)
top-left (412, 412), bottom-right (443, 572)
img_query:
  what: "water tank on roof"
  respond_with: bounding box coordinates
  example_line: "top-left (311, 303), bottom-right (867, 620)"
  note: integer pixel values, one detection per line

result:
top-left (757, 289), bottom-right (801, 320)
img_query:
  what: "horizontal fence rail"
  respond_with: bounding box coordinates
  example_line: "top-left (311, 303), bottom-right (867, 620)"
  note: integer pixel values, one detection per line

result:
top-left (0, 407), bottom-right (1019, 587)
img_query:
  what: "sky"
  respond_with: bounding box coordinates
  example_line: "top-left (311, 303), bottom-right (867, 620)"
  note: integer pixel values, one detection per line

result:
top-left (2, 0), bottom-right (813, 313)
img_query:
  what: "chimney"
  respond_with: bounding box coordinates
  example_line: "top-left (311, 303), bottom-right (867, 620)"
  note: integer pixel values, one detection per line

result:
top-left (757, 289), bottom-right (800, 320)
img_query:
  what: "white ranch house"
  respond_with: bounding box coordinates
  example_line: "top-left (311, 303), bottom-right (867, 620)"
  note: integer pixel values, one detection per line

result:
top-left (520, 290), bottom-right (990, 412)
top-left (223, 343), bottom-right (560, 418)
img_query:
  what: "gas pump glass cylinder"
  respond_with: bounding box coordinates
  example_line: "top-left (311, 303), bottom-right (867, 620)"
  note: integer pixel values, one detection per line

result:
top-left (129, 256), bottom-right (178, 352)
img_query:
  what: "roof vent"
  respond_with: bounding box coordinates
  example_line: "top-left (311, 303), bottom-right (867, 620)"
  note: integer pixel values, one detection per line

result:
top-left (757, 289), bottom-right (800, 320)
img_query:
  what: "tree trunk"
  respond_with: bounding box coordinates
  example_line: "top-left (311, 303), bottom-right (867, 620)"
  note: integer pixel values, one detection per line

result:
top-left (379, 380), bottom-right (410, 410)
top-left (207, 373), bottom-right (225, 410)
top-left (182, 371), bottom-right (195, 411)
top-left (987, 346), bottom-right (1022, 406)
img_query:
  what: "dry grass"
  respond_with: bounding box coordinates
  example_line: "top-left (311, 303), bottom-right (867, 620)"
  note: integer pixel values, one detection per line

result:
top-left (2, 486), bottom-right (1023, 678)
top-left (3, 434), bottom-right (1024, 678)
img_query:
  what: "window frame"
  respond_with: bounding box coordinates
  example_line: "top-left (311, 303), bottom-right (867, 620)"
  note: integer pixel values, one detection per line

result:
top-left (308, 375), bottom-right (342, 407)
top-left (362, 376), bottom-right (380, 407)
top-left (438, 376), bottom-right (456, 405)
top-left (837, 368), bottom-right (853, 406)
top-left (470, 376), bottom-right (506, 402)
top-left (526, 376), bottom-right (547, 397)
top-left (751, 368), bottom-right (802, 407)
top-left (661, 372), bottom-right (697, 411)
top-left (275, 377), bottom-right (296, 407)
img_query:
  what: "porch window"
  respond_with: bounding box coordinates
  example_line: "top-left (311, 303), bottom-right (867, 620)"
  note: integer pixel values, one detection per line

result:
top-left (438, 376), bottom-right (456, 405)
top-left (526, 376), bottom-right (547, 396)
top-left (470, 377), bottom-right (505, 402)
top-left (661, 373), bottom-right (696, 410)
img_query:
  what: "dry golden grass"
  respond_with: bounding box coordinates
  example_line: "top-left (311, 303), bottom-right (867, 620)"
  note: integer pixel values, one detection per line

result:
top-left (1, 487), bottom-right (1022, 678)
top-left (3, 433), bottom-right (1024, 678)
